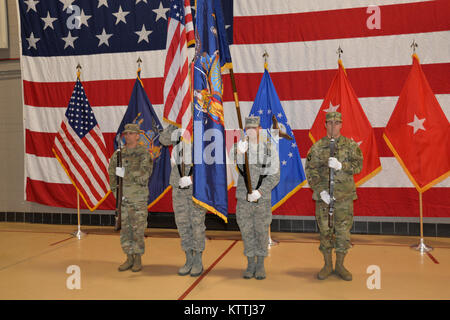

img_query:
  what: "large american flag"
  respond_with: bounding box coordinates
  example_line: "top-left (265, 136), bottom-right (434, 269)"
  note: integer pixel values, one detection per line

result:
top-left (20, 0), bottom-right (450, 218)
top-left (163, 0), bottom-right (194, 131)
top-left (52, 76), bottom-right (110, 211)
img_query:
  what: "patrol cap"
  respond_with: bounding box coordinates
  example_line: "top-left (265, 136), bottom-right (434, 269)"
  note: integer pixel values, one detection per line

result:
top-left (325, 112), bottom-right (342, 122)
top-left (123, 123), bottom-right (140, 133)
top-left (245, 116), bottom-right (260, 128)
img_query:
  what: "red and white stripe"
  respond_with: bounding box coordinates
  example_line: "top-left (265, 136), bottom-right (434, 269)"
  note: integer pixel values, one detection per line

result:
top-left (52, 120), bottom-right (110, 211)
top-left (22, 0), bottom-right (450, 217)
top-left (163, 0), bottom-right (194, 131)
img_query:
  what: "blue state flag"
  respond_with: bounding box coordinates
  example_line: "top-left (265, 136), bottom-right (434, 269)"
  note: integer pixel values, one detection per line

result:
top-left (192, 0), bottom-right (230, 222)
top-left (115, 73), bottom-right (171, 209)
top-left (249, 68), bottom-right (307, 209)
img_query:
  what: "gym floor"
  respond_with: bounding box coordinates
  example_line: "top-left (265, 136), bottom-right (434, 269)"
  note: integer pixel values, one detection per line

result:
top-left (1, 222), bottom-right (449, 300)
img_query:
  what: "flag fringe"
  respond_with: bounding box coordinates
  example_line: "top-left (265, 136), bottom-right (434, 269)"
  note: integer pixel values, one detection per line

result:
top-left (52, 148), bottom-right (111, 211)
top-left (383, 134), bottom-right (450, 193)
top-left (192, 196), bottom-right (228, 223)
top-left (147, 185), bottom-right (172, 209)
top-left (271, 179), bottom-right (307, 211)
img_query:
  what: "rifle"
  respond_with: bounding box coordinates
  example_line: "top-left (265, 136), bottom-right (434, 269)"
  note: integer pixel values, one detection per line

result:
top-left (328, 137), bottom-right (336, 228)
top-left (114, 144), bottom-right (123, 231)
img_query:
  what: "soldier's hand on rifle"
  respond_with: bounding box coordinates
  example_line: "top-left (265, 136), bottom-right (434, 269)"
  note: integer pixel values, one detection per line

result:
top-left (179, 176), bottom-right (193, 189)
top-left (115, 167), bottom-right (125, 178)
top-left (320, 190), bottom-right (332, 205)
top-left (237, 139), bottom-right (248, 154)
top-left (328, 157), bottom-right (342, 171)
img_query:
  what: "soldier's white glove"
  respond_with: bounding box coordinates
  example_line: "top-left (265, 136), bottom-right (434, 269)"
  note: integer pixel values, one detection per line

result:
top-left (237, 140), bottom-right (248, 153)
top-left (115, 167), bottom-right (125, 178)
top-left (320, 190), bottom-right (331, 205)
top-left (328, 157), bottom-right (342, 171)
top-left (247, 190), bottom-right (261, 202)
top-left (179, 176), bottom-right (193, 189)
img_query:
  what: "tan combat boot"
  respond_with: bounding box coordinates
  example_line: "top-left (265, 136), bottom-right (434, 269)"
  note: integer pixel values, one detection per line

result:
top-left (317, 250), bottom-right (333, 280)
top-left (190, 250), bottom-right (203, 277)
top-left (118, 254), bottom-right (134, 272)
top-left (178, 250), bottom-right (194, 276)
top-left (131, 254), bottom-right (142, 272)
top-left (243, 256), bottom-right (256, 279)
top-left (255, 256), bottom-right (266, 280)
top-left (335, 252), bottom-right (352, 281)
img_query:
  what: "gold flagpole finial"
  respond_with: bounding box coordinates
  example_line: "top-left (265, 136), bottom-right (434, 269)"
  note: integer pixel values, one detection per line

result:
top-left (136, 57), bottom-right (142, 73)
top-left (410, 40), bottom-right (418, 54)
top-left (76, 63), bottom-right (82, 79)
top-left (336, 46), bottom-right (343, 59)
top-left (263, 50), bottom-right (269, 70)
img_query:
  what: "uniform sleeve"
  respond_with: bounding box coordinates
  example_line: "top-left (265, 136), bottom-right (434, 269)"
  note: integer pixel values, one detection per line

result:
top-left (108, 150), bottom-right (118, 193)
top-left (305, 144), bottom-right (327, 195)
top-left (342, 142), bottom-right (363, 175)
top-left (159, 124), bottom-right (179, 146)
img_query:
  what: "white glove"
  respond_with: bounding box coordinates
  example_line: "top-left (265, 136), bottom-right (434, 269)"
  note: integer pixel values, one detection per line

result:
top-left (247, 190), bottom-right (261, 202)
top-left (320, 190), bottom-right (331, 205)
top-left (237, 140), bottom-right (248, 153)
top-left (179, 176), bottom-right (193, 189)
top-left (115, 167), bottom-right (125, 178)
top-left (328, 157), bottom-right (342, 171)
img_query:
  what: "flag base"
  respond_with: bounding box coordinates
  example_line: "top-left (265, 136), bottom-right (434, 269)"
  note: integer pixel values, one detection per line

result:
top-left (72, 227), bottom-right (87, 240)
top-left (268, 237), bottom-right (279, 248)
top-left (410, 238), bottom-right (433, 253)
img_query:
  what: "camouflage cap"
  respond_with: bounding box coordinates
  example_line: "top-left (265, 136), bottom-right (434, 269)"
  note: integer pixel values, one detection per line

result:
top-left (123, 123), bottom-right (140, 133)
top-left (325, 112), bottom-right (342, 122)
top-left (245, 116), bottom-right (260, 128)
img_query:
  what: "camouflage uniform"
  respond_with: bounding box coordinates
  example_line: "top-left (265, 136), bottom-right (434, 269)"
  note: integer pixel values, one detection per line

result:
top-left (231, 117), bottom-right (280, 279)
top-left (305, 112), bottom-right (363, 280)
top-left (159, 124), bottom-right (207, 276)
top-left (108, 144), bottom-right (153, 256)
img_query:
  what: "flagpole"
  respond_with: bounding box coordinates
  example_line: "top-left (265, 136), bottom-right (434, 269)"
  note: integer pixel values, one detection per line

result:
top-left (407, 41), bottom-right (432, 254)
top-left (72, 190), bottom-right (87, 240)
top-left (261, 51), bottom-right (279, 248)
top-left (71, 63), bottom-right (86, 240)
top-left (229, 67), bottom-right (253, 194)
top-left (410, 191), bottom-right (432, 253)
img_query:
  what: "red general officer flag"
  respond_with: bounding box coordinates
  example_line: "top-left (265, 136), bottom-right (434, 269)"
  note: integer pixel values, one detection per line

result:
top-left (309, 59), bottom-right (381, 186)
top-left (383, 54), bottom-right (450, 193)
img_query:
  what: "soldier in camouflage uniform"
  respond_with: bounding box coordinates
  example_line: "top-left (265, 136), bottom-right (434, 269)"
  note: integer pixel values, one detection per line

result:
top-left (231, 116), bottom-right (280, 280)
top-left (159, 124), bottom-right (207, 277)
top-left (108, 123), bottom-right (153, 272)
top-left (305, 112), bottom-right (363, 281)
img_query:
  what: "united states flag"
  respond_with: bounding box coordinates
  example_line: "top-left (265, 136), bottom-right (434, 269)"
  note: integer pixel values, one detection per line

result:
top-left (163, 0), bottom-right (194, 132)
top-left (52, 76), bottom-right (110, 211)
top-left (20, 0), bottom-right (450, 218)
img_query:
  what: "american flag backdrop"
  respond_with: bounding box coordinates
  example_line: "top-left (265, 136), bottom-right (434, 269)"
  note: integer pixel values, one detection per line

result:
top-left (20, 0), bottom-right (450, 218)
top-left (163, 0), bottom-right (194, 130)
top-left (52, 76), bottom-right (111, 211)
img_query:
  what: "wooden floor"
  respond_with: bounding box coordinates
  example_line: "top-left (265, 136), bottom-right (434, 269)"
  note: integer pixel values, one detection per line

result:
top-left (1, 222), bottom-right (449, 300)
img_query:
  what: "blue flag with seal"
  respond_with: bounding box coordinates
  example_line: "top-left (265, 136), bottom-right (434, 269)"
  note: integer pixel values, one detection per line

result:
top-left (249, 68), bottom-right (307, 210)
top-left (114, 71), bottom-right (171, 209)
top-left (192, 0), bottom-right (230, 222)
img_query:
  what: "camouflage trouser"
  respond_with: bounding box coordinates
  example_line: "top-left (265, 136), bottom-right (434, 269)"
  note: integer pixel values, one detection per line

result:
top-left (172, 187), bottom-right (207, 252)
top-left (120, 196), bottom-right (148, 255)
top-left (236, 199), bottom-right (272, 257)
top-left (315, 199), bottom-right (354, 254)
